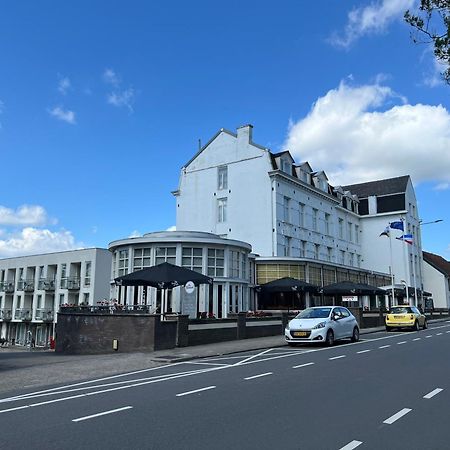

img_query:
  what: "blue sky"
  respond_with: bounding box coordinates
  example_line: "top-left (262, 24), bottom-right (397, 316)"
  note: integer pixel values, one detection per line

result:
top-left (0, 0), bottom-right (449, 258)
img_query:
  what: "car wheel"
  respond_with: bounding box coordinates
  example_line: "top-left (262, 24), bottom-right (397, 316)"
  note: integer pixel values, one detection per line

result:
top-left (351, 327), bottom-right (359, 342)
top-left (413, 320), bottom-right (420, 331)
top-left (325, 329), bottom-right (334, 346)
top-left (422, 320), bottom-right (428, 330)
top-left (385, 325), bottom-right (391, 332)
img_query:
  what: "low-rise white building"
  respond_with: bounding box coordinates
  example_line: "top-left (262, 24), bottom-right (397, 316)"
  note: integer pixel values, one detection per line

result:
top-left (108, 231), bottom-right (255, 318)
top-left (422, 251), bottom-right (450, 309)
top-left (0, 248), bottom-right (111, 346)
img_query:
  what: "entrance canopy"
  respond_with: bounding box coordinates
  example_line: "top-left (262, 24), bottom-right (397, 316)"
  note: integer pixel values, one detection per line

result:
top-left (115, 262), bottom-right (213, 289)
top-left (260, 277), bottom-right (318, 294)
top-left (320, 281), bottom-right (386, 296)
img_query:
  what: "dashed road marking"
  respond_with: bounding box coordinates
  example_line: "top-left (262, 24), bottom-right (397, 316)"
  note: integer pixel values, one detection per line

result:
top-left (244, 372), bottom-right (273, 381)
top-left (383, 408), bottom-right (412, 425)
top-left (329, 355), bottom-right (346, 360)
top-left (436, 333), bottom-right (443, 336)
top-left (72, 406), bottom-right (133, 422)
top-left (413, 338), bottom-right (421, 341)
top-left (423, 388), bottom-right (443, 399)
top-left (292, 362), bottom-right (315, 369)
top-left (357, 350), bottom-right (371, 354)
top-left (426, 335), bottom-right (433, 338)
top-left (379, 345), bottom-right (390, 349)
top-left (339, 440), bottom-right (363, 450)
top-left (397, 341), bottom-right (407, 345)
top-left (176, 386), bottom-right (216, 397)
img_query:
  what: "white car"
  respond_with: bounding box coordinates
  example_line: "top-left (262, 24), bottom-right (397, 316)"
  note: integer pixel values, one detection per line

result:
top-left (285, 306), bottom-right (359, 346)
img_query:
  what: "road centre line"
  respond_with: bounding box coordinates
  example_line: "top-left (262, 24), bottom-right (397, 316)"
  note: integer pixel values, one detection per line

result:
top-left (176, 386), bottom-right (216, 397)
top-left (329, 355), bottom-right (346, 360)
top-left (397, 341), bottom-right (407, 345)
top-left (292, 362), bottom-right (315, 369)
top-left (339, 440), bottom-right (363, 450)
top-left (383, 408), bottom-right (412, 425)
top-left (426, 335), bottom-right (433, 338)
top-left (356, 349), bottom-right (371, 354)
top-left (244, 372), bottom-right (272, 380)
top-left (436, 333), bottom-right (443, 336)
top-left (446, 331), bottom-right (450, 333)
top-left (72, 406), bottom-right (133, 422)
top-left (413, 338), bottom-right (421, 341)
top-left (423, 388), bottom-right (443, 399)
top-left (379, 345), bottom-right (390, 349)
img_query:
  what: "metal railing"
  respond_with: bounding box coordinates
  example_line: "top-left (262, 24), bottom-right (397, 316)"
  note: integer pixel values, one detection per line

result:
top-left (37, 279), bottom-right (56, 290)
top-left (17, 279), bottom-right (35, 292)
top-left (59, 305), bottom-right (155, 315)
top-left (0, 281), bottom-right (15, 293)
top-left (0, 309), bottom-right (12, 320)
top-left (60, 277), bottom-right (81, 290)
top-left (35, 309), bottom-right (55, 321)
top-left (14, 309), bottom-right (32, 321)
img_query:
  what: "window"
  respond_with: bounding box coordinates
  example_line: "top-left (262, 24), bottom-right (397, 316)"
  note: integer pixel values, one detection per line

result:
top-left (348, 222), bottom-right (353, 242)
top-left (284, 236), bottom-right (291, 257)
top-left (241, 254), bottom-right (247, 280)
top-left (230, 251), bottom-right (240, 277)
top-left (299, 203), bottom-right (305, 227)
top-left (218, 166), bottom-right (228, 190)
top-left (155, 247), bottom-right (176, 265)
top-left (182, 247), bottom-right (203, 273)
top-left (338, 218), bottom-right (344, 239)
top-left (59, 294), bottom-right (65, 305)
top-left (314, 244), bottom-right (320, 260)
top-left (357, 255), bottom-right (361, 268)
top-left (325, 213), bottom-right (330, 235)
top-left (283, 197), bottom-right (290, 222)
top-left (118, 250), bottom-right (129, 276)
top-left (340, 250), bottom-right (345, 265)
top-left (300, 240), bottom-right (307, 257)
top-left (207, 249), bottom-right (224, 277)
top-left (83, 293), bottom-right (90, 305)
top-left (217, 198), bottom-right (227, 223)
top-left (327, 247), bottom-right (333, 262)
top-left (38, 266), bottom-right (45, 280)
top-left (60, 264), bottom-right (66, 280)
top-left (349, 253), bottom-right (354, 267)
top-left (84, 261), bottom-right (91, 286)
top-left (355, 225), bottom-right (359, 243)
top-left (133, 248), bottom-right (151, 271)
top-left (312, 208), bottom-right (318, 231)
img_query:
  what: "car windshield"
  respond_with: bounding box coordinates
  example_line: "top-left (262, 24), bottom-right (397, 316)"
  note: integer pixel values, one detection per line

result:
top-left (296, 308), bottom-right (332, 319)
top-left (390, 307), bottom-right (412, 314)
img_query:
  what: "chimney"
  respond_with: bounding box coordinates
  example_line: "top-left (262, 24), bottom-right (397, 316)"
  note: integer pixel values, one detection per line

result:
top-left (236, 124), bottom-right (253, 144)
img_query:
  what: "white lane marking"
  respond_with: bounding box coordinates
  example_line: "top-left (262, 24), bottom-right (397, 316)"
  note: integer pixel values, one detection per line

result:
top-left (0, 405), bottom-right (30, 414)
top-left (423, 388), bottom-right (443, 399)
top-left (184, 361), bottom-right (228, 366)
top-left (29, 394), bottom-right (87, 407)
top-left (446, 331), bottom-right (450, 333)
top-left (397, 341), bottom-right (407, 345)
top-left (379, 345), bottom-right (390, 349)
top-left (357, 349), bottom-right (371, 354)
top-left (413, 338), bottom-right (421, 341)
top-left (426, 335), bottom-right (433, 338)
top-left (383, 408), bottom-right (412, 424)
top-left (72, 406), bottom-right (133, 422)
top-left (176, 386), bottom-right (216, 397)
top-left (292, 362), bottom-right (315, 369)
top-left (339, 440), bottom-right (363, 450)
top-left (329, 355), bottom-right (346, 360)
top-left (244, 372), bottom-right (273, 381)
top-left (436, 333), bottom-right (443, 336)
top-left (234, 348), bottom-right (273, 366)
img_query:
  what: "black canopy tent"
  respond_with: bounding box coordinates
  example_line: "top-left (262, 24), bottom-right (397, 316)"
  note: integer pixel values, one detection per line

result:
top-left (115, 262), bottom-right (213, 314)
top-left (320, 281), bottom-right (386, 296)
top-left (259, 277), bottom-right (319, 311)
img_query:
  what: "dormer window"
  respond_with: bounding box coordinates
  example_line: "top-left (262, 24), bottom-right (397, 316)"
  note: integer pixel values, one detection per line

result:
top-left (218, 166), bottom-right (228, 190)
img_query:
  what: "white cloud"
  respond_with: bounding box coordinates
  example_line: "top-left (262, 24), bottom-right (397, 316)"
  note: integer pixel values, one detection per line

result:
top-left (129, 230), bottom-right (142, 238)
top-left (0, 227), bottom-right (82, 258)
top-left (103, 68), bottom-right (120, 87)
top-left (423, 56), bottom-right (445, 88)
top-left (58, 76), bottom-right (71, 95)
top-left (330, 0), bottom-right (415, 48)
top-left (433, 183), bottom-right (450, 191)
top-left (0, 205), bottom-right (48, 226)
top-left (48, 106), bottom-right (76, 124)
top-left (166, 225), bottom-right (176, 231)
top-left (283, 80), bottom-right (450, 187)
top-left (107, 88), bottom-right (135, 113)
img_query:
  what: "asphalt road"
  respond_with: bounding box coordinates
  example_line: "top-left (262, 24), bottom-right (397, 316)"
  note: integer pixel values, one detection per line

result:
top-left (1, 322), bottom-right (450, 450)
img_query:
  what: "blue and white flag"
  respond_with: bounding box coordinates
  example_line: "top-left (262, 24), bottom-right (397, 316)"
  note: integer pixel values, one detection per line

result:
top-left (390, 221), bottom-right (404, 231)
top-left (396, 234), bottom-right (413, 245)
top-left (379, 226), bottom-right (390, 237)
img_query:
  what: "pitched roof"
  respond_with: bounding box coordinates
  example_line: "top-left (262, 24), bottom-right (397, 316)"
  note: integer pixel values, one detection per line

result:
top-left (423, 251), bottom-right (450, 277)
top-left (342, 175), bottom-right (410, 198)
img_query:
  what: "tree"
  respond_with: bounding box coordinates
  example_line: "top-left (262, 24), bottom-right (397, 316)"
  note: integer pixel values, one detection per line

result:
top-left (405, 1), bottom-right (450, 85)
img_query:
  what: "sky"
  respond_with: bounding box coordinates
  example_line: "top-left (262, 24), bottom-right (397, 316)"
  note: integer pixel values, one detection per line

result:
top-left (0, 0), bottom-right (449, 259)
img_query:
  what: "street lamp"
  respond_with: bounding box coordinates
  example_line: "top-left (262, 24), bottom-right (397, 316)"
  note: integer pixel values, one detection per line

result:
top-left (419, 219), bottom-right (443, 226)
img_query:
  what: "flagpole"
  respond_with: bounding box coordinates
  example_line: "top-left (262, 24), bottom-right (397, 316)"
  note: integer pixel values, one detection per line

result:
top-left (388, 227), bottom-right (395, 308)
top-left (412, 239), bottom-right (418, 306)
top-left (401, 218), bottom-right (412, 305)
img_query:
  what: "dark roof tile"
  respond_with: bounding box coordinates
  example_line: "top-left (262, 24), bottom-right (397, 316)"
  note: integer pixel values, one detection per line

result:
top-left (342, 175), bottom-right (410, 198)
top-left (423, 251), bottom-right (450, 277)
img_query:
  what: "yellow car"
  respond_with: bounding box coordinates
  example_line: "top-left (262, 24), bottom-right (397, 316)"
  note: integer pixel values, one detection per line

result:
top-left (385, 306), bottom-right (427, 331)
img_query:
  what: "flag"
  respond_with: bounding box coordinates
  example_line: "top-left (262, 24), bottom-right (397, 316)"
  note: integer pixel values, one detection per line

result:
top-left (379, 226), bottom-right (390, 237)
top-left (396, 234), bottom-right (413, 245)
top-left (390, 221), bottom-right (404, 231)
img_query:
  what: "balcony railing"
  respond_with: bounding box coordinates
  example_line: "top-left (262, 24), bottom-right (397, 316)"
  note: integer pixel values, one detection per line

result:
top-left (35, 308), bottom-right (55, 322)
top-left (60, 305), bottom-right (154, 315)
top-left (0, 281), bottom-right (15, 293)
top-left (37, 279), bottom-right (56, 290)
top-left (17, 279), bottom-right (35, 292)
top-left (62, 277), bottom-right (81, 290)
top-left (14, 308), bottom-right (32, 321)
top-left (0, 309), bottom-right (12, 321)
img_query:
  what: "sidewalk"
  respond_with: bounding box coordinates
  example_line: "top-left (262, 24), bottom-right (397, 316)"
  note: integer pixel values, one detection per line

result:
top-left (0, 319), bottom-right (447, 396)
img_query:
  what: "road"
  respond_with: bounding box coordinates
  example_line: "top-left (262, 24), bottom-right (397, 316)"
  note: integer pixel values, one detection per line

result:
top-left (1, 322), bottom-right (450, 450)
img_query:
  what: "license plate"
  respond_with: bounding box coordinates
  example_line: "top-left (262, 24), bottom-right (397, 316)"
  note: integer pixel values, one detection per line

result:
top-left (294, 331), bottom-right (307, 337)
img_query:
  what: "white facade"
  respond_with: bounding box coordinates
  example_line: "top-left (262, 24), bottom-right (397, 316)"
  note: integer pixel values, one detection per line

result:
top-left (422, 252), bottom-right (450, 309)
top-left (0, 248), bottom-right (111, 345)
top-left (109, 231), bottom-right (255, 318)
